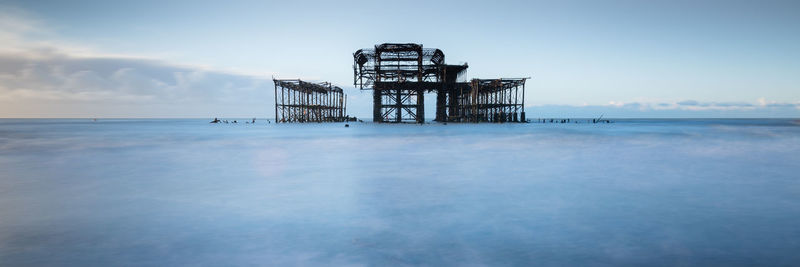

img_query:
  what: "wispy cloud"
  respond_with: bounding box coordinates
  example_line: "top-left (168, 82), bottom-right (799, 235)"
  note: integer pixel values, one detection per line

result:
top-left (528, 99), bottom-right (800, 118)
top-left (0, 9), bottom-right (275, 118)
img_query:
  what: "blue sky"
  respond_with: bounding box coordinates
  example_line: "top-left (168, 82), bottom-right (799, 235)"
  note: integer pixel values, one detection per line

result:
top-left (0, 0), bottom-right (798, 118)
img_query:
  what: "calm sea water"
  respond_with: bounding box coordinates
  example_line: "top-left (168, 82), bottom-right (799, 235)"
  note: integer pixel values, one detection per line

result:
top-left (1, 119), bottom-right (799, 266)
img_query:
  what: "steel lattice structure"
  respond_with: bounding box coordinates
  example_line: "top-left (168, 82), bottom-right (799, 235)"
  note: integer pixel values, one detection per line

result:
top-left (353, 43), bottom-right (447, 123)
top-left (454, 78), bottom-right (527, 122)
top-left (354, 43), bottom-right (527, 123)
top-left (273, 79), bottom-right (347, 123)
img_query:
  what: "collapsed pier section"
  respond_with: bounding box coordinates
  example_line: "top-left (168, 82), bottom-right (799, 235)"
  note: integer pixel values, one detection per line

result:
top-left (447, 78), bottom-right (527, 122)
top-left (273, 79), bottom-right (347, 123)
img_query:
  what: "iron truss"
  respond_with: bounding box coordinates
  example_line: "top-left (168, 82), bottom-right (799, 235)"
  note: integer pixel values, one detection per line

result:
top-left (273, 79), bottom-right (347, 123)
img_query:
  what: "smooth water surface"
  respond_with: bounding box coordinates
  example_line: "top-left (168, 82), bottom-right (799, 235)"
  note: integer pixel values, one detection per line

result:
top-left (1, 119), bottom-right (799, 266)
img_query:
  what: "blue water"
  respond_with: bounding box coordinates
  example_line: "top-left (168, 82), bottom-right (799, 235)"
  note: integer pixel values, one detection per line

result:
top-left (1, 119), bottom-right (799, 266)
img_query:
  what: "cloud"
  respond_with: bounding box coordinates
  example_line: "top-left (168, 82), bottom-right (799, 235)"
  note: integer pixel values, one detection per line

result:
top-left (0, 50), bottom-right (275, 117)
top-left (713, 102), bottom-right (753, 108)
top-left (0, 9), bottom-right (276, 118)
top-left (527, 100), bottom-right (800, 118)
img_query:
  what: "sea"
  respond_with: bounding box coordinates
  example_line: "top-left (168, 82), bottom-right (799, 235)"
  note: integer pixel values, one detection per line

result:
top-left (1, 118), bottom-right (799, 266)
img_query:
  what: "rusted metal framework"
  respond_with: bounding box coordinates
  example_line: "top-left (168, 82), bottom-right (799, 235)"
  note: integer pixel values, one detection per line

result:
top-left (354, 43), bottom-right (527, 123)
top-left (448, 78), bottom-right (527, 122)
top-left (273, 79), bottom-right (347, 123)
top-left (354, 43), bottom-right (464, 123)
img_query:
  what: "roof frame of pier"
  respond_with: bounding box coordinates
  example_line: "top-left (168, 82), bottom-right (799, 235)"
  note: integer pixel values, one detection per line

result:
top-left (273, 79), bottom-right (343, 94)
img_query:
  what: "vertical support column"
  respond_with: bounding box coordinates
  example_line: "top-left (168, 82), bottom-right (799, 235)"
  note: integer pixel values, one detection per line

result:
top-left (332, 90), bottom-right (335, 121)
top-left (290, 86), bottom-right (294, 122)
top-left (470, 80), bottom-right (477, 122)
top-left (435, 89), bottom-right (447, 122)
top-left (449, 88), bottom-right (459, 121)
top-left (417, 89), bottom-right (425, 123)
top-left (521, 81), bottom-right (526, 122)
top-left (514, 83), bottom-right (519, 122)
top-left (310, 91), bottom-right (313, 122)
top-left (374, 45), bottom-right (383, 123)
top-left (337, 91), bottom-right (340, 120)
top-left (328, 89), bottom-right (332, 121)
top-left (274, 81), bottom-right (278, 123)
top-left (395, 89), bottom-right (402, 123)
top-left (304, 87), bottom-right (309, 122)
top-left (501, 87), bottom-right (506, 122)
top-left (373, 89), bottom-right (382, 122)
top-left (494, 86), bottom-right (499, 122)
top-left (314, 91), bottom-right (318, 122)
top-left (416, 47), bottom-right (424, 123)
top-left (293, 87), bottom-right (297, 122)
top-left (343, 93), bottom-right (346, 120)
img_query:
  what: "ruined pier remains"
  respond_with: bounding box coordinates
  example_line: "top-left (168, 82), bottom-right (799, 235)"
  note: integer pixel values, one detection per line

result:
top-left (459, 78), bottom-right (527, 123)
top-left (273, 79), bottom-right (347, 123)
top-left (354, 43), bottom-right (527, 123)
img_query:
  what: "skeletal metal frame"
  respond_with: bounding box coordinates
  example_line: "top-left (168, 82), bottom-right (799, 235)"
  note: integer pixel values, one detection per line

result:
top-left (354, 43), bottom-right (444, 123)
top-left (273, 79), bottom-right (347, 123)
top-left (449, 78), bottom-right (526, 122)
top-left (354, 43), bottom-right (527, 123)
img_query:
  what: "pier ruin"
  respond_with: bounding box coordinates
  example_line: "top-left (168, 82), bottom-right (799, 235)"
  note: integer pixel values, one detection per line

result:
top-left (272, 43), bottom-right (527, 123)
top-left (273, 79), bottom-right (347, 123)
top-left (354, 43), bottom-right (527, 123)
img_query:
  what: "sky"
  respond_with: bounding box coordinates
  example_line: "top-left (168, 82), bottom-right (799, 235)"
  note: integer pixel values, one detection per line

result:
top-left (0, 0), bottom-right (798, 118)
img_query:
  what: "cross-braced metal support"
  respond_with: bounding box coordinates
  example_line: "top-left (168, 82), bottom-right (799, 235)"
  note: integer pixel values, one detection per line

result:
top-left (273, 79), bottom-right (347, 123)
top-left (451, 78), bottom-right (527, 122)
top-left (354, 43), bottom-right (444, 123)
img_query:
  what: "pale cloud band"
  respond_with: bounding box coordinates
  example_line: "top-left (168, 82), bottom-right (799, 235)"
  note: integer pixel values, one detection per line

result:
top-left (0, 9), bottom-right (275, 118)
top-left (605, 99), bottom-right (799, 111)
top-left (528, 99), bottom-right (800, 118)
top-left (0, 49), bottom-right (274, 118)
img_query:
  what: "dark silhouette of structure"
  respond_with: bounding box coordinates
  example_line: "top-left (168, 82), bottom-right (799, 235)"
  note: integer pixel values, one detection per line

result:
top-left (354, 43), bottom-right (527, 123)
top-left (273, 79), bottom-right (347, 123)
